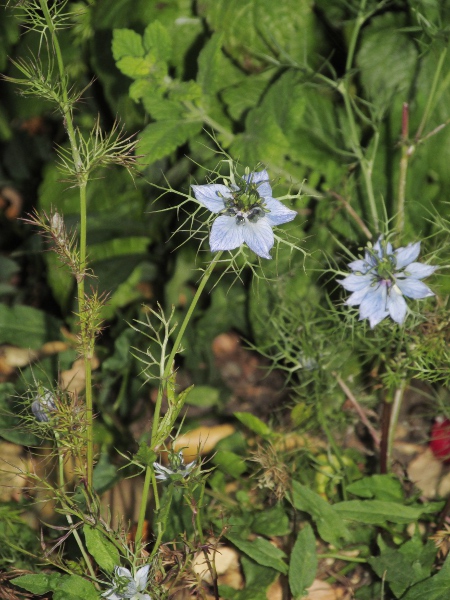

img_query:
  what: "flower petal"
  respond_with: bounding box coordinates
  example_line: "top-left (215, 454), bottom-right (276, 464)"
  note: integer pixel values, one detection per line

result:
top-left (396, 278), bottom-right (434, 299)
top-left (116, 567), bottom-right (133, 579)
top-left (210, 216), bottom-right (245, 252)
top-left (338, 273), bottom-right (373, 292)
top-left (347, 259), bottom-right (371, 273)
top-left (244, 170), bottom-right (272, 198)
top-left (359, 285), bottom-right (389, 328)
top-left (394, 241), bottom-right (421, 269)
top-left (264, 197), bottom-right (297, 226)
top-left (191, 184), bottom-right (231, 213)
top-left (135, 565), bottom-right (150, 592)
top-left (242, 218), bottom-right (274, 259)
top-left (402, 262), bottom-right (437, 279)
top-left (345, 285), bottom-right (372, 306)
top-left (102, 589), bottom-right (121, 600)
top-left (387, 286), bottom-right (407, 324)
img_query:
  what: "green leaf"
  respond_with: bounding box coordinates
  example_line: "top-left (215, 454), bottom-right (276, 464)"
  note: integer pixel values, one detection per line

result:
top-left (53, 574), bottom-right (98, 600)
top-left (212, 450), bottom-right (247, 477)
top-left (134, 442), bottom-right (158, 467)
top-left (402, 553), bottom-right (450, 600)
top-left (138, 119), bottom-right (202, 166)
top-left (334, 500), bottom-right (444, 526)
top-left (116, 55), bottom-right (156, 79)
top-left (289, 524), bottom-right (318, 599)
top-left (12, 573), bottom-right (62, 594)
top-left (0, 303), bottom-right (61, 349)
top-left (143, 20), bottom-right (172, 62)
top-left (185, 385), bottom-right (220, 407)
top-left (288, 481), bottom-right (349, 547)
top-left (252, 505), bottom-right (290, 536)
top-left (234, 412), bottom-right (272, 437)
top-left (347, 475), bottom-right (404, 501)
top-left (197, 33), bottom-right (224, 101)
top-left (357, 13), bottom-right (417, 113)
top-left (227, 534), bottom-right (288, 574)
top-left (112, 28), bottom-right (144, 61)
top-left (368, 536), bottom-right (436, 598)
top-left (83, 525), bottom-right (119, 573)
top-left (93, 452), bottom-right (119, 495)
top-left (219, 556), bottom-right (278, 600)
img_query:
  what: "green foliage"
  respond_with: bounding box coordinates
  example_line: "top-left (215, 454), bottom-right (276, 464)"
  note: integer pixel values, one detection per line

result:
top-left (226, 533), bottom-right (288, 575)
top-left (83, 525), bottom-right (120, 573)
top-left (289, 524), bottom-right (318, 599)
top-left (12, 573), bottom-right (98, 599)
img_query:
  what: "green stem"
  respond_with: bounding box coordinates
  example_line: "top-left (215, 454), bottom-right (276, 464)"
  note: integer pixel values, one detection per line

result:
top-left (386, 380), bottom-right (407, 472)
top-left (40, 0), bottom-right (93, 489)
top-left (340, 0), bottom-right (379, 231)
top-left (54, 434), bottom-right (98, 585)
top-left (415, 46), bottom-right (448, 143)
top-left (134, 253), bottom-right (222, 551)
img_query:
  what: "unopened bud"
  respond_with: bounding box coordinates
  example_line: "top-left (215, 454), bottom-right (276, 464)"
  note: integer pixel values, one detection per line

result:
top-left (31, 389), bottom-right (57, 423)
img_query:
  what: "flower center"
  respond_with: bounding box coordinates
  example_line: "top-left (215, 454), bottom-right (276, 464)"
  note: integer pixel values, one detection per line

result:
top-left (222, 182), bottom-right (267, 225)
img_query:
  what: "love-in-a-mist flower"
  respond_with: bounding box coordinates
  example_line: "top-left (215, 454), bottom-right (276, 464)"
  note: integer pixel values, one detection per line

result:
top-left (31, 389), bottom-right (57, 423)
top-left (153, 450), bottom-right (196, 482)
top-left (191, 169), bottom-right (297, 259)
top-left (103, 565), bottom-right (151, 600)
top-left (338, 238), bottom-right (437, 328)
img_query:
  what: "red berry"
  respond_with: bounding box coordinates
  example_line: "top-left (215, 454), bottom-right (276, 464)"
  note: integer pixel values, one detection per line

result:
top-left (430, 418), bottom-right (450, 463)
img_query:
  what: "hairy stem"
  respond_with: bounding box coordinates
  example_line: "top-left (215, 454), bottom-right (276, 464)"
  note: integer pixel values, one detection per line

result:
top-left (134, 252), bottom-right (222, 551)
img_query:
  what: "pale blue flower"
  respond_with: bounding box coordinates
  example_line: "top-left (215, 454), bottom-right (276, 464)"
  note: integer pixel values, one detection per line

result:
top-left (31, 389), bottom-right (57, 423)
top-left (153, 450), bottom-right (196, 482)
top-left (339, 238), bottom-right (437, 328)
top-left (103, 565), bottom-right (151, 600)
top-left (191, 169), bottom-right (297, 259)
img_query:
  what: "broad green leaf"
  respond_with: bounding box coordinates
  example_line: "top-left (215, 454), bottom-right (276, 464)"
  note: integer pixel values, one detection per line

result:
top-left (53, 574), bottom-right (98, 600)
top-left (334, 500), bottom-right (444, 525)
top-left (197, 33), bottom-right (224, 101)
top-left (116, 55), bottom-right (156, 79)
top-left (369, 536), bottom-right (436, 598)
top-left (83, 525), bottom-right (120, 573)
top-left (252, 505), bottom-right (290, 536)
top-left (227, 534), bottom-right (288, 575)
top-left (288, 481), bottom-right (349, 547)
top-left (138, 119), bottom-right (202, 166)
top-left (357, 13), bottom-right (417, 113)
top-left (347, 475), bottom-right (404, 501)
top-left (89, 237), bottom-right (149, 263)
top-left (212, 450), bottom-right (247, 477)
top-left (143, 20), bottom-right (172, 62)
top-left (0, 303), bottom-right (61, 349)
top-left (402, 553), bottom-right (450, 600)
top-left (12, 573), bottom-right (61, 594)
top-left (112, 28), bottom-right (144, 61)
top-left (289, 524), bottom-right (317, 599)
top-left (234, 412), bottom-right (272, 437)
top-left (221, 71), bottom-right (272, 121)
top-left (219, 556), bottom-right (278, 600)
top-left (93, 452), bottom-right (119, 494)
top-left (185, 385), bottom-right (220, 407)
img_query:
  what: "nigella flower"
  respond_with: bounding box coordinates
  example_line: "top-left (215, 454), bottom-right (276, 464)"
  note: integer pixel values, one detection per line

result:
top-left (153, 450), bottom-right (196, 482)
top-left (191, 169), bottom-right (297, 259)
top-left (31, 389), bottom-right (57, 423)
top-left (338, 237), bottom-right (437, 328)
top-left (103, 565), bottom-right (151, 600)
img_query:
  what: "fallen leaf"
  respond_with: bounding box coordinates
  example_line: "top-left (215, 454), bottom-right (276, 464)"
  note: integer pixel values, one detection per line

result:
top-left (172, 424), bottom-right (235, 462)
top-left (407, 448), bottom-right (443, 498)
top-left (60, 355), bottom-right (100, 394)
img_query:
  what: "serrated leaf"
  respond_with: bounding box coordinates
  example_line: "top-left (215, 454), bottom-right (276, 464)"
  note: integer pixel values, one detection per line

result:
top-left (402, 554), bottom-right (450, 600)
top-left (357, 14), bottom-right (417, 112)
top-left (12, 573), bottom-right (62, 594)
top-left (234, 412), bottom-right (272, 437)
top-left (197, 33), bottom-right (224, 101)
top-left (227, 534), bottom-right (288, 574)
top-left (112, 28), bottom-right (144, 61)
top-left (138, 119), bottom-right (202, 166)
top-left (288, 481), bottom-right (349, 547)
top-left (53, 574), bottom-right (98, 600)
top-left (135, 442), bottom-right (158, 467)
top-left (83, 526), bottom-right (119, 573)
top-left (289, 524), bottom-right (317, 599)
top-left (116, 55), bottom-right (155, 79)
top-left (143, 20), bottom-right (172, 62)
top-left (252, 505), bottom-right (290, 536)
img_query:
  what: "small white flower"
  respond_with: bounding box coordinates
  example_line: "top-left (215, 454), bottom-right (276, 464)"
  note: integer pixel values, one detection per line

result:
top-left (103, 565), bottom-right (151, 600)
top-left (192, 169), bottom-right (297, 259)
top-left (153, 451), bottom-right (196, 482)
